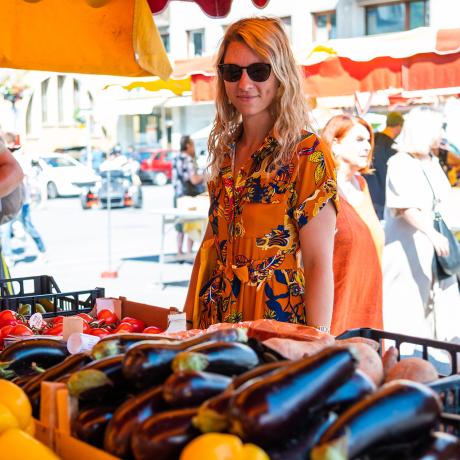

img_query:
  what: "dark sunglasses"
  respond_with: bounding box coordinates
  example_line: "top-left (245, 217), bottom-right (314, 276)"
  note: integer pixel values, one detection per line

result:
top-left (218, 63), bottom-right (272, 82)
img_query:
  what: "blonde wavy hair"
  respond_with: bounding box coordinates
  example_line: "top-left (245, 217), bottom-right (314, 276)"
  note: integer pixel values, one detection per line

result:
top-left (208, 17), bottom-right (311, 180)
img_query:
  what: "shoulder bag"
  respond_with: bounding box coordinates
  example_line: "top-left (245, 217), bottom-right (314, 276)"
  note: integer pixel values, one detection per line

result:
top-left (0, 184), bottom-right (24, 225)
top-left (420, 162), bottom-right (460, 281)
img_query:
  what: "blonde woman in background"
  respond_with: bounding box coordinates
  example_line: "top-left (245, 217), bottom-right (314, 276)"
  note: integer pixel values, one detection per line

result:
top-left (383, 107), bottom-right (460, 344)
top-left (184, 17), bottom-right (338, 331)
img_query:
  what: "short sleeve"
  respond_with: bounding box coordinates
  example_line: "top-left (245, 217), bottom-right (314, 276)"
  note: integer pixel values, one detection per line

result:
top-left (291, 133), bottom-right (339, 230)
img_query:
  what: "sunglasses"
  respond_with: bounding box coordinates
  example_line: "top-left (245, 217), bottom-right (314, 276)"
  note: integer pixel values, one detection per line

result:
top-left (218, 63), bottom-right (272, 83)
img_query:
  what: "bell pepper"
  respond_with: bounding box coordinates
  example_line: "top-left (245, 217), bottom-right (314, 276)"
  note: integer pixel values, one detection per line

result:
top-left (0, 380), bottom-right (32, 430)
top-left (0, 428), bottom-right (59, 459)
top-left (0, 402), bottom-right (19, 434)
top-left (180, 433), bottom-right (269, 460)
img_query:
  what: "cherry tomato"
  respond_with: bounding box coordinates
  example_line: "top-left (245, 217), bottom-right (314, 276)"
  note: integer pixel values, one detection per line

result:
top-left (97, 309), bottom-right (119, 325)
top-left (10, 324), bottom-right (34, 336)
top-left (121, 317), bottom-right (145, 333)
top-left (90, 328), bottom-right (110, 338)
top-left (112, 322), bottom-right (134, 334)
top-left (77, 313), bottom-right (94, 323)
top-left (142, 326), bottom-right (164, 334)
top-left (46, 324), bottom-right (63, 336)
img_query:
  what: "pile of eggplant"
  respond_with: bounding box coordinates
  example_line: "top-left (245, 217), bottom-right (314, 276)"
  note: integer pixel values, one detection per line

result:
top-left (7, 329), bottom-right (460, 459)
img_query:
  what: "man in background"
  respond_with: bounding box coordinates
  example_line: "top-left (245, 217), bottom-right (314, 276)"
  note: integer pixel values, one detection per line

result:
top-left (365, 111), bottom-right (404, 221)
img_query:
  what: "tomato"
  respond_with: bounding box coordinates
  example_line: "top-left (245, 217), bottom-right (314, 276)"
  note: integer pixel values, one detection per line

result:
top-left (50, 316), bottom-right (64, 325)
top-left (90, 328), bottom-right (110, 338)
top-left (97, 309), bottom-right (119, 325)
top-left (112, 322), bottom-right (134, 334)
top-left (142, 326), bottom-right (164, 334)
top-left (10, 324), bottom-right (33, 337)
top-left (0, 325), bottom-right (15, 338)
top-left (0, 310), bottom-right (18, 329)
top-left (77, 313), bottom-right (94, 323)
top-left (121, 317), bottom-right (145, 333)
top-left (46, 324), bottom-right (63, 336)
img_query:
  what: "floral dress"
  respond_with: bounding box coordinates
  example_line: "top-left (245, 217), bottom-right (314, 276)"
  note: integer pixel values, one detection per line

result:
top-left (191, 131), bottom-right (338, 329)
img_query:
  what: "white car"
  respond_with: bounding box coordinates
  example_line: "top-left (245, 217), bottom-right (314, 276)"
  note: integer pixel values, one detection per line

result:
top-left (37, 154), bottom-right (100, 199)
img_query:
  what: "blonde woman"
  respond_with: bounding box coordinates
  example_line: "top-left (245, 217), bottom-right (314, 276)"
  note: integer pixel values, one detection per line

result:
top-left (184, 17), bottom-right (338, 331)
top-left (383, 107), bottom-right (460, 343)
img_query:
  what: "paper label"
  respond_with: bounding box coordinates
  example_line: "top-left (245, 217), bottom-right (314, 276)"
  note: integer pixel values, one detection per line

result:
top-left (29, 312), bottom-right (45, 330)
top-left (62, 316), bottom-right (84, 341)
top-left (166, 312), bottom-right (186, 333)
top-left (67, 332), bottom-right (100, 354)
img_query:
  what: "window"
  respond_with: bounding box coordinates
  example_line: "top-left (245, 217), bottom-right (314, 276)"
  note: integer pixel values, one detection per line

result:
top-left (159, 27), bottom-right (170, 53)
top-left (281, 16), bottom-right (292, 39)
top-left (312, 11), bottom-right (337, 41)
top-left (366, 1), bottom-right (428, 35)
top-left (73, 79), bottom-right (80, 112)
top-left (188, 29), bottom-right (204, 57)
top-left (41, 78), bottom-right (49, 124)
top-left (57, 75), bottom-right (65, 124)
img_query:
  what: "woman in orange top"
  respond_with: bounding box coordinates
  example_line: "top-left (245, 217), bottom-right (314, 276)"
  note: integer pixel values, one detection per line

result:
top-left (322, 115), bottom-right (384, 336)
top-left (184, 17), bottom-right (338, 332)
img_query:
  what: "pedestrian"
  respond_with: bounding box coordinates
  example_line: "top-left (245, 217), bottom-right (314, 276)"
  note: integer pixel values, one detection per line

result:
top-left (365, 111), bottom-right (404, 221)
top-left (383, 107), bottom-right (460, 343)
top-left (0, 134), bottom-right (24, 277)
top-left (184, 17), bottom-right (338, 330)
top-left (173, 135), bottom-right (204, 256)
top-left (322, 114), bottom-right (384, 336)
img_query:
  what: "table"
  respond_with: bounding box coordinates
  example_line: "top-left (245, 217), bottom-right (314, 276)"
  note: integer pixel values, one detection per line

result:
top-left (151, 208), bottom-right (208, 287)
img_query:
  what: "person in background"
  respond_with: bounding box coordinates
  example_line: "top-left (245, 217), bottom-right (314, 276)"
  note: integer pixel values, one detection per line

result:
top-left (0, 134), bottom-right (24, 277)
top-left (365, 111), bottom-right (404, 221)
top-left (173, 135), bottom-right (204, 256)
top-left (322, 115), bottom-right (384, 336)
top-left (184, 17), bottom-right (338, 330)
top-left (1, 133), bottom-right (47, 265)
top-left (383, 107), bottom-right (460, 343)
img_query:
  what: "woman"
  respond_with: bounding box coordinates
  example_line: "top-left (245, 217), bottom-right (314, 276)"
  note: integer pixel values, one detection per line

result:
top-left (184, 17), bottom-right (338, 331)
top-left (321, 115), bottom-right (384, 336)
top-left (383, 107), bottom-right (460, 342)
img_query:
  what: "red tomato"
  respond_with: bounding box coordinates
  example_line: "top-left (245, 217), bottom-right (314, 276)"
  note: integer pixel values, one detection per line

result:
top-left (0, 324), bottom-right (15, 338)
top-left (48, 316), bottom-right (64, 327)
top-left (97, 309), bottom-right (119, 325)
top-left (0, 310), bottom-right (18, 329)
top-left (77, 313), bottom-right (94, 323)
top-left (142, 326), bottom-right (164, 334)
top-left (90, 328), bottom-right (110, 338)
top-left (112, 322), bottom-right (134, 334)
top-left (10, 324), bottom-right (33, 336)
top-left (121, 317), bottom-right (145, 333)
top-left (46, 324), bottom-right (63, 336)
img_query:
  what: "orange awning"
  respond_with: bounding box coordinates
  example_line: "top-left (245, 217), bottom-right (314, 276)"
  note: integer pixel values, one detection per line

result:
top-left (0, 0), bottom-right (172, 79)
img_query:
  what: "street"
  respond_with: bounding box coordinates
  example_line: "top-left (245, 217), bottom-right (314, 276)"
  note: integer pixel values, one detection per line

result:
top-left (8, 184), bottom-right (195, 309)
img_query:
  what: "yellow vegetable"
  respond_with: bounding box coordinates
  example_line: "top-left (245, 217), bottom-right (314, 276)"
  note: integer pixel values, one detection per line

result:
top-left (180, 433), bottom-right (269, 460)
top-left (24, 419), bottom-right (35, 437)
top-left (0, 428), bottom-right (60, 459)
top-left (0, 402), bottom-right (19, 434)
top-left (0, 380), bottom-right (32, 429)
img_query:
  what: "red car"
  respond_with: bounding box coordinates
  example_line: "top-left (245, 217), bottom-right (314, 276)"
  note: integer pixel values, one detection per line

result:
top-left (137, 148), bottom-right (177, 186)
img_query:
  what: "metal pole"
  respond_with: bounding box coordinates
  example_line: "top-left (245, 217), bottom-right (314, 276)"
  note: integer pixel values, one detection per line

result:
top-left (107, 169), bottom-right (112, 272)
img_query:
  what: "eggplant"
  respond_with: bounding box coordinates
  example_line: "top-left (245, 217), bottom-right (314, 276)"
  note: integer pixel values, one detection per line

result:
top-left (72, 405), bottom-right (115, 448)
top-left (229, 360), bottom-right (289, 390)
top-left (131, 407), bottom-right (199, 460)
top-left (322, 369), bottom-right (376, 413)
top-left (412, 431), bottom-right (460, 459)
top-left (104, 385), bottom-right (166, 459)
top-left (172, 341), bottom-right (260, 376)
top-left (11, 373), bottom-right (40, 388)
top-left (0, 338), bottom-right (68, 378)
top-left (163, 371), bottom-right (231, 408)
top-left (311, 380), bottom-right (442, 460)
top-left (228, 347), bottom-right (357, 446)
top-left (68, 354), bottom-right (133, 402)
top-left (24, 352), bottom-right (93, 417)
top-left (192, 390), bottom-right (233, 433)
top-left (94, 328), bottom-right (248, 360)
top-left (267, 412), bottom-right (338, 460)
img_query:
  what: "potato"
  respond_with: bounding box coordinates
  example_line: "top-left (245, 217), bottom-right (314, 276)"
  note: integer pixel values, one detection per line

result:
top-left (338, 337), bottom-right (380, 352)
top-left (337, 342), bottom-right (384, 386)
top-left (384, 357), bottom-right (438, 384)
top-left (382, 346), bottom-right (399, 378)
top-left (263, 336), bottom-right (334, 360)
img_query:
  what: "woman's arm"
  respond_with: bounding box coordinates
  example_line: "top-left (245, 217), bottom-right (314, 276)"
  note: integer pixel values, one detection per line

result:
top-left (299, 201), bottom-right (337, 331)
top-left (0, 142), bottom-right (23, 196)
top-left (397, 208), bottom-right (449, 257)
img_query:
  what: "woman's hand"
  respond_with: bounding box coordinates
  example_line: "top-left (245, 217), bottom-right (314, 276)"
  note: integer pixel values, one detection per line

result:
top-left (429, 230), bottom-right (450, 257)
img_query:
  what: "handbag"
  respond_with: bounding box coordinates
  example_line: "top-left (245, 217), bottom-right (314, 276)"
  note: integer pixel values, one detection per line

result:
top-left (183, 180), bottom-right (205, 197)
top-left (0, 184), bottom-right (24, 225)
top-left (420, 162), bottom-right (460, 280)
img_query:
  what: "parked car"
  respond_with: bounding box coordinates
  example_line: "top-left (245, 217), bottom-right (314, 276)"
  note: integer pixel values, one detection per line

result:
top-left (137, 148), bottom-right (177, 186)
top-left (37, 154), bottom-right (100, 199)
top-left (80, 169), bottom-right (143, 209)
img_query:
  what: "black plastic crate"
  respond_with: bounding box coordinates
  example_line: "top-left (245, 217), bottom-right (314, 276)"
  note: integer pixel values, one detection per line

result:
top-left (337, 328), bottom-right (460, 435)
top-left (0, 275), bottom-right (104, 317)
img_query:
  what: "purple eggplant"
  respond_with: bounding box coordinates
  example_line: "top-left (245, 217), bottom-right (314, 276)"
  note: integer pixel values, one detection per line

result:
top-left (104, 385), bottom-right (166, 458)
top-left (192, 391), bottom-right (233, 433)
top-left (228, 347), bottom-right (357, 446)
top-left (172, 341), bottom-right (260, 376)
top-left (412, 431), bottom-right (460, 459)
top-left (163, 371), bottom-right (231, 408)
top-left (72, 405), bottom-right (115, 448)
top-left (131, 407), bottom-right (199, 460)
top-left (311, 380), bottom-right (442, 460)
top-left (229, 360), bottom-right (289, 390)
